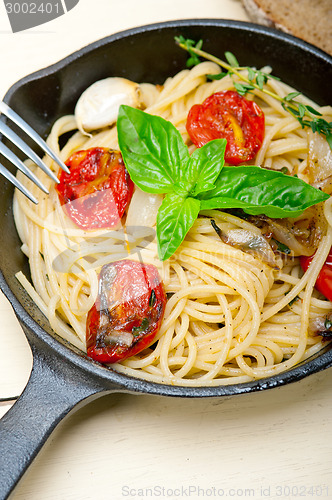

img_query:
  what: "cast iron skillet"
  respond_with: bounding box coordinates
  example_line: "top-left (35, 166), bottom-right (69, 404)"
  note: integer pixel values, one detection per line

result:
top-left (0, 19), bottom-right (332, 499)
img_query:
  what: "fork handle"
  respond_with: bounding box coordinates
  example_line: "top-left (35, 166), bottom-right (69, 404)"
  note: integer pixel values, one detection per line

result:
top-left (0, 345), bottom-right (112, 500)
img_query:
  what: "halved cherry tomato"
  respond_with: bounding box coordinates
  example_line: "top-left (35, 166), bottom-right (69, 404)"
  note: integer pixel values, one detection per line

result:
top-left (86, 260), bottom-right (166, 364)
top-left (300, 248), bottom-right (332, 302)
top-left (186, 90), bottom-right (265, 165)
top-left (56, 147), bottom-right (134, 230)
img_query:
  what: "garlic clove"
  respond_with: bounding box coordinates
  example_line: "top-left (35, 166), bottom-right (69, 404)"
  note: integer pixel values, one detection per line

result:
top-left (75, 77), bottom-right (142, 135)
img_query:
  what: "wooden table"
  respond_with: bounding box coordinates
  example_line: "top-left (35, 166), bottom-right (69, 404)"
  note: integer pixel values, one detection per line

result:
top-left (0, 1), bottom-right (331, 498)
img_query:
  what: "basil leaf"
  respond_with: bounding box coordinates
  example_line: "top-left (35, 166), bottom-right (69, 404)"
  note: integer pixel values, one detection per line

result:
top-left (156, 194), bottom-right (200, 261)
top-left (117, 105), bottom-right (189, 193)
top-left (117, 108), bottom-right (329, 261)
top-left (199, 166), bottom-right (329, 217)
top-left (181, 139), bottom-right (226, 196)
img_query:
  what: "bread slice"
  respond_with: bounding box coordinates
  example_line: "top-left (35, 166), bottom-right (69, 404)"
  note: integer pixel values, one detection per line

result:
top-left (242, 0), bottom-right (332, 55)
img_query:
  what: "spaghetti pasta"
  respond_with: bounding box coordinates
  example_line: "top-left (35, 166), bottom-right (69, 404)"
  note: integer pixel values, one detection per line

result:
top-left (13, 59), bottom-right (332, 386)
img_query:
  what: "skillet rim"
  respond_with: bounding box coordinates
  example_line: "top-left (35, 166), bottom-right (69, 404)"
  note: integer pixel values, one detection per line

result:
top-left (1, 18), bottom-right (332, 398)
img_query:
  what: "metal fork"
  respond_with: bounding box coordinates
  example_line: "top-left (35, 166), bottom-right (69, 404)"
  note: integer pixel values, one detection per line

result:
top-left (0, 101), bottom-right (70, 204)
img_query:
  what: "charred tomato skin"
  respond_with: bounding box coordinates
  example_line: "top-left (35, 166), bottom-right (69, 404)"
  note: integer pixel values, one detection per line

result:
top-left (56, 147), bottom-right (134, 229)
top-left (186, 90), bottom-right (265, 165)
top-left (86, 260), bottom-right (166, 363)
top-left (300, 248), bottom-right (332, 302)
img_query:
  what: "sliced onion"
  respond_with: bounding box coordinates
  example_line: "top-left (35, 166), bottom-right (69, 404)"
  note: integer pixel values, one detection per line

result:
top-left (245, 207), bottom-right (327, 257)
top-left (125, 187), bottom-right (163, 228)
top-left (217, 227), bottom-right (278, 268)
top-left (267, 208), bottom-right (326, 256)
top-left (307, 129), bottom-right (332, 193)
top-left (267, 220), bottom-right (311, 256)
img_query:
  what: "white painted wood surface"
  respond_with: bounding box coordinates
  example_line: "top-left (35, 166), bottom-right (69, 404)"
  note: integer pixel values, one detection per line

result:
top-left (0, 1), bottom-right (331, 499)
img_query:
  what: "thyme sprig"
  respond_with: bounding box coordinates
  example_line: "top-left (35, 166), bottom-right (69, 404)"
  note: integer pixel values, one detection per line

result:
top-left (175, 36), bottom-right (332, 150)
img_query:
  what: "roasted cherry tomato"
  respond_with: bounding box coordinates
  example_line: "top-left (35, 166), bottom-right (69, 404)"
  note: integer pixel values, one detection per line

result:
top-left (186, 90), bottom-right (265, 165)
top-left (300, 248), bottom-right (332, 302)
top-left (56, 147), bottom-right (134, 229)
top-left (86, 260), bottom-right (166, 363)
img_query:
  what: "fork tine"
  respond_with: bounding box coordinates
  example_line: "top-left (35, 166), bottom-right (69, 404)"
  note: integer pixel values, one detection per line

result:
top-left (0, 101), bottom-right (70, 174)
top-left (0, 142), bottom-right (49, 194)
top-left (0, 120), bottom-right (60, 184)
top-left (0, 162), bottom-right (38, 204)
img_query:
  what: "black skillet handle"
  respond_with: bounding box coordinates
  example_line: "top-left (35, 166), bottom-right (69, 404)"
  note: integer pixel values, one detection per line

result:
top-left (0, 345), bottom-right (111, 500)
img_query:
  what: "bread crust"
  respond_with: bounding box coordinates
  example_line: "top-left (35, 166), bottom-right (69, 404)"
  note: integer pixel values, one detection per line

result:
top-left (242, 0), bottom-right (332, 55)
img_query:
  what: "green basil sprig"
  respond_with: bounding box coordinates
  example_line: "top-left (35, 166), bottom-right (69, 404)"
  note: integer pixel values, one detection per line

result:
top-left (117, 105), bottom-right (329, 261)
